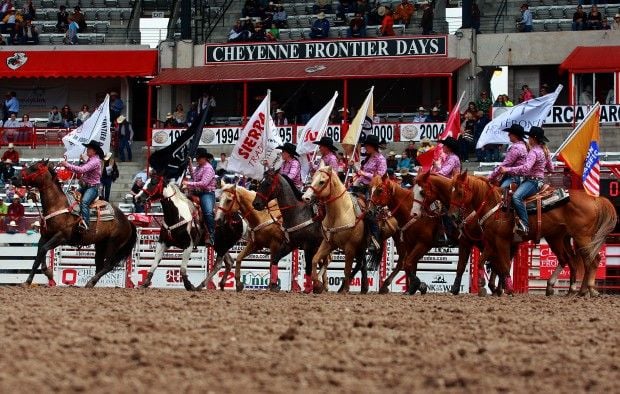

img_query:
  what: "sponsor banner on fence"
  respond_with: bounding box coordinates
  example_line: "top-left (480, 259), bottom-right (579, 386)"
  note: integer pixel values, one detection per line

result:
top-left (56, 267), bottom-right (126, 287)
top-left (214, 269), bottom-right (292, 291)
top-left (546, 105), bottom-right (620, 125)
top-left (389, 271), bottom-right (468, 294)
top-left (151, 126), bottom-right (294, 147)
top-left (538, 245), bottom-right (606, 280)
top-left (325, 271), bottom-right (380, 293)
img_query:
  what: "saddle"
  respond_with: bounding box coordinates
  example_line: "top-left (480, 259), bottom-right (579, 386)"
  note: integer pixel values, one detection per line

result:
top-left (67, 191), bottom-right (115, 222)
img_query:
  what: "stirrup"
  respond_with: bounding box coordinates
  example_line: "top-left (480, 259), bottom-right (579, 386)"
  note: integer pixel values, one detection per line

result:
top-left (515, 219), bottom-right (528, 235)
top-left (78, 220), bottom-right (89, 230)
top-left (368, 236), bottom-right (380, 252)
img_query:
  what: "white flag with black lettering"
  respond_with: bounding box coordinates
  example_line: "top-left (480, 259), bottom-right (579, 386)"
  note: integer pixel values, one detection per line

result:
top-left (476, 85), bottom-right (562, 149)
top-left (62, 94), bottom-right (111, 160)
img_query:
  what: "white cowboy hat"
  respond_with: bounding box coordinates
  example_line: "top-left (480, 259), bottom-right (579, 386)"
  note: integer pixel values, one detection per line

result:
top-left (431, 106), bottom-right (440, 112)
top-left (4, 159), bottom-right (12, 164)
top-left (104, 152), bottom-right (112, 161)
top-left (317, 12), bottom-right (326, 19)
top-left (417, 106), bottom-right (425, 111)
top-left (378, 5), bottom-right (386, 16)
top-left (32, 221), bottom-right (40, 227)
top-left (110, 91), bottom-right (118, 96)
top-left (7, 143), bottom-right (14, 148)
top-left (276, 109), bottom-right (285, 114)
top-left (117, 115), bottom-right (126, 123)
top-left (8, 220), bottom-right (17, 227)
top-left (166, 113), bottom-right (173, 119)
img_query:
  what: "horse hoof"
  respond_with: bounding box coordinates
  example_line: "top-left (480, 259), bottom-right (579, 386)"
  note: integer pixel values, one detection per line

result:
top-left (84, 283), bottom-right (95, 289)
top-left (47, 279), bottom-right (57, 287)
top-left (545, 287), bottom-right (555, 296)
top-left (478, 288), bottom-right (487, 297)
top-left (268, 283), bottom-right (280, 292)
top-left (218, 281), bottom-right (226, 291)
top-left (236, 283), bottom-right (244, 292)
top-left (419, 283), bottom-right (428, 295)
top-left (450, 285), bottom-right (460, 295)
top-left (360, 286), bottom-right (369, 295)
top-left (140, 280), bottom-right (152, 289)
top-left (378, 286), bottom-right (389, 294)
top-left (589, 288), bottom-right (600, 297)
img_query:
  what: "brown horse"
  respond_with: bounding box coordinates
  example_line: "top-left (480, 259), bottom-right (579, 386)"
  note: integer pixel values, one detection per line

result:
top-left (216, 184), bottom-right (293, 292)
top-left (16, 160), bottom-right (137, 288)
top-left (450, 171), bottom-right (616, 296)
top-left (302, 163), bottom-right (372, 293)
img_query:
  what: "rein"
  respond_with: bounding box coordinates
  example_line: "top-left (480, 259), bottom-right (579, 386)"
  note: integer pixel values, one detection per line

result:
top-left (309, 169), bottom-right (347, 204)
top-left (219, 188), bottom-right (280, 242)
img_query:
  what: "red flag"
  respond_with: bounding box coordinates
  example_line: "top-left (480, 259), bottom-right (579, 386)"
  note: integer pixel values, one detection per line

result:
top-left (417, 147), bottom-right (437, 172)
top-left (435, 91), bottom-right (466, 160)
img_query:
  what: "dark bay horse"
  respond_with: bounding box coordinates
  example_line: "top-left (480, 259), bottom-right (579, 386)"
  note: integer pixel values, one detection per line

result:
top-left (252, 170), bottom-right (328, 293)
top-left (16, 160), bottom-right (137, 288)
top-left (450, 171), bottom-right (616, 296)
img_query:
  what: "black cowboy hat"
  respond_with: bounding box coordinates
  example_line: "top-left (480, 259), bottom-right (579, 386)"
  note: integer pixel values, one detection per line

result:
top-left (503, 124), bottom-right (527, 139)
top-left (362, 134), bottom-right (381, 149)
top-left (527, 126), bottom-right (549, 143)
top-left (313, 136), bottom-right (338, 152)
top-left (195, 147), bottom-right (209, 159)
top-left (440, 136), bottom-right (458, 152)
top-left (276, 142), bottom-right (299, 157)
top-left (82, 140), bottom-right (104, 159)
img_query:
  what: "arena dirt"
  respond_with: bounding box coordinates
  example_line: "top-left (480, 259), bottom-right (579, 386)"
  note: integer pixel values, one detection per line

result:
top-left (0, 288), bottom-right (618, 393)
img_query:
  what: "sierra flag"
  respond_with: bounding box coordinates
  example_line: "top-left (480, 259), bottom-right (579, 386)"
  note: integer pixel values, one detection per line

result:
top-left (228, 91), bottom-right (282, 179)
top-left (554, 102), bottom-right (601, 196)
top-left (342, 86), bottom-right (374, 164)
top-left (433, 91), bottom-right (466, 161)
top-left (476, 85), bottom-right (563, 149)
top-left (297, 91), bottom-right (339, 179)
top-left (62, 94), bottom-right (111, 160)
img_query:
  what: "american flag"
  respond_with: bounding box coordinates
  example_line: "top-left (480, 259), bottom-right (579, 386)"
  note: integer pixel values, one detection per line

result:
top-left (582, 141), bottom-right (600, 196)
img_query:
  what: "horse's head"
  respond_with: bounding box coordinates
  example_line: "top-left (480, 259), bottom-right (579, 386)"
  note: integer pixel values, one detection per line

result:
top-left (216, 184), bottom-right (241, 223)
top-left (253, 169), bottom-right (278, 211)
top-left (16, 160), bottom-right (52, 188)
top-left (302, 164), bottom-right (334, 202)
top-left (448, 170), bottom-right (473, 219)
top-left (370, 174), bottom-right (392, 208)
top-left (138, 173), bottom-right (166, 203)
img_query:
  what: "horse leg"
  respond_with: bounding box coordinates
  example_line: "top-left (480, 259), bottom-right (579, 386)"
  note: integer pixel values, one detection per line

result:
top-left (451, 242), bottom-right (471, 295)
top-left (234, 243), bottom-right (256, 292)
top-left (358, 252), bottom-right (369, 294)
top-left (197, 253), bottom-right (225, 291)
top-left (339, 251), bottom-right (355, 294)
top-left (141, 242), bottom-right (167, 288)
top-left (24, 233), bottom-right (64, 286)
top-left (219, 253), bottom-right (234, 290)
top-left (302, 247), bottom-right (315, 294)
top-left (180, 243), bottom-right (197, 291)
top-left (545, 235), bottom-right (570, 296)
top-left (85, 241), bottom-right (120, 288)
top-left (572, 236), bottom-right (598, 297)
top-left (268, 244), bottom-right (292, 292)
top-left (477, 249), bottom-right (489, 297)
top-left (311, 241), bottom-right (332, 294)
top-left (402, 243), bottom-right (429, 295)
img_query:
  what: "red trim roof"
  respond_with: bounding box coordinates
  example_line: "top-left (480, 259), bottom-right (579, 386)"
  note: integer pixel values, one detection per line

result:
top-left (0, 49), bottom-right (158, 78)
top-left (560, 46), bottom-right (620, 73)
top-left (149, 57), bottom-right (470, 85)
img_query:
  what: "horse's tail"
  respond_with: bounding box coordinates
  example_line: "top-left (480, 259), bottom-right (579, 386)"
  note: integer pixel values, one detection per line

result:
top-left (113, 221), bottom-right (138, 267)
top-left (582, 197), bottom-right (617, 264)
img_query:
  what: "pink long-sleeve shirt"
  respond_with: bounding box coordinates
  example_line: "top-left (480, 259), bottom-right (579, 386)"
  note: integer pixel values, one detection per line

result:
top-left (433, 152), bottom-right (461, 178)
top-left (359, 152), bottom-right (387, 185)
top-left (186, 163), bottom-right (216, 191)
top-left (489, 141), bottom-right (528, 181)
top-left (312, 151), bottom-right (339, 170)
top-left (281, 158), bottom-right (303, 189)
top-left (64, 156), bottom-right (102, 186)
top-left (504, 145), bottom-right (554, 179)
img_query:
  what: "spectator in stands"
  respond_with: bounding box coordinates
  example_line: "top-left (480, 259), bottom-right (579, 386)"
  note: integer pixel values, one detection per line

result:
top-left (0, 0), bottom-right (11, 21)
top-left (586, 5), bottom-right (602, 30)
top-left (76, 104), bottom-right (90, 126)
top-left (475, 91), bottom-right (492, 117)
top-left (6, 220), bottom-right (18, 234)
top-left (519, 84), bottom-right (534, 103)
top-left (19, 114), bottom-right (31, 128)
top-left (612, 14), bottom-right (620, 31)
top-left (600, 18), bottom-right (610, 30)
top-left (336, 0), bottom-right (356, 21)
top-left (216, 152), bottom-right (229, 177)
top-left (385, 151), bottom-right (397, 171)
top-left (310, 12), bottom-right (330, 39)
top-left (355, 0), bottom-right (367, 17)
top-left (197, 91), bottom-right (216, 123)
top-left (348, 12), bottom-right (366, 37)
top-left (503, 94), bottom-right (514, 106)
top-left (474, 109), bottom-right (489, 161)
top-left (266, 23), bottom-right (279, 41)
top-left (367, 2), bottom-right (383, 26)
top-left (21, 0), bottom-right (34, 21)
top-left (518, 3), bottom-right (532, 32)
top-left (116, 115), bottom-right (134, 162)
top-left (3, 112), bottom-right (19, 142)
top-left (539, 83), bottom-right (549, 97)
top-left (72, 6), bottom-right (86, 33)
top-left (274, 109), bottom-right (288, 126)
top-left (28, 220), bottom-right (41, 235)
top-left (380, 8), bottom-right (395, 36)
top-left (56, 5), bottom-right (69, 33)
top-left (580, 85), bottom-right (593, 105)
top-left (17, 114), bottom-right (31, 143)
top-left (65, 15), bottom-right (79, 44)
top-left (0, 159), bottom-right (15, 184)
top-left (572, 5), bottom-right (587, 31)
top-left (405, 142), bottom-right (417, 162)
top-left (417, 138), bottom-right (433, 156)
top-left (420, 1), bottom-right (434, 35)
top-left (398, 151), bottom-right (414, 172)
top-left (130, 177), bottom-right (145, 213)
top-left (312, 0), bottom-right (332, 15)
top-left (163, 112), bottom-right (175, 127)
top-left (273, 5), bottom-right (287, 28)
top-left (493, 95), bottom-right (506, 107)
top-left (1, 143), bottom-right (18, 163)
top-left (60, 105), bottom-right (75, 127)
top-left (252, 21), bottom-right (267, 41)
top-left (4, 91), bottom-right (18, 117)
top-left (17, 18), bottom-right (38, 44)
top-left (471, 2), bottom-right (481, 34)
top-left (186, 102), bottom-right (198, 126)
top-left (109, 91), bottom-right (124, 121)
top-left (242, 0), bottom-right (259, 18)
top-left (459, 112), bottom-right (475, 162)
top-left (394, 0), bottom-right (414, 27)
top-left (228, 19), bottom-right (248, 42)
top-left (7, 196), bottom-right (23, 225)
top-left (100, 152), bottom-right (119, 202)
top-left (174, 104), bottom-right (185, 126)
top-left (413, 107), bottom-right (426, 122)
top-left (1, 7), bottom-right (21, 43)
top-left (0, 198), bottom-right (6, 218)
top-left (240, 17), bottom-right (254, 38)
top-left (464, 101), bottom-right (478, 118)
top-left (425, 107), bottom-right (442, 122)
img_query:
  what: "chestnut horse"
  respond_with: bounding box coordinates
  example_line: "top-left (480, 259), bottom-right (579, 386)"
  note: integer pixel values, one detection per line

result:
top-left (302, 163), bottom-right (373, 293)
top-left (450, 171), bottom-right (616, 296)
top-left (16, 160), bottom-right (137, 288)
top-left (216, 184), bottom-right (294, 292)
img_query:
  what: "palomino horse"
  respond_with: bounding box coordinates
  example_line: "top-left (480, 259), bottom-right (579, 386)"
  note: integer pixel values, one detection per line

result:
top-left (16, 160), bottom-right (137, 288)
top-left (414, 172), bottom-right (580, 296)
top-left (302, 163), bottom-right (373, 293)
top-left (216, 184), bottom-right (294, 292)
top-left (252, 170), bottom-right (328, 293)
top-left (450, 171), bottom-right (616, 296)
top-left (137, 174), bottom-right (240, 291)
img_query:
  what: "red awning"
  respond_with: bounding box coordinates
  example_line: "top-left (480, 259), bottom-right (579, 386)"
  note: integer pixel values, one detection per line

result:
top-left (0, 49), bottom-right (158, 78)
top-left (149, 57), bottom-right (470, 85)
top-left (560, 46), bottom-right (620, 73)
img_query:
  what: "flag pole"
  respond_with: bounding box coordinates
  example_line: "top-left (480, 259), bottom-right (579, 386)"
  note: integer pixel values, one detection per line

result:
top-left (551, 102), bottom-right (600, 161)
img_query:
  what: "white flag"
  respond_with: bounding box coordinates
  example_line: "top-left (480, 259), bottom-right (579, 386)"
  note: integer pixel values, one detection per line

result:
top-left (476, 85), bottom-right (563, 149)
top-left (62, 94), bottom-right (111, 160)
top-left (228, 92), bottom-right (282, 179)
top-left (342, 86), bottom-right (374, 162)
top-left (297, 91), bottom-right (338, 180)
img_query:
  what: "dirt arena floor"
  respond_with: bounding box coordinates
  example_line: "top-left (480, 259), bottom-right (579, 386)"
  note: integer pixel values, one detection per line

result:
top-left (0, 288), bottom-right (618, 393)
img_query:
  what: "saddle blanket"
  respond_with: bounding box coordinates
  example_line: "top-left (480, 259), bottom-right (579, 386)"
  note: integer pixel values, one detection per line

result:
top-left (525, 188), bottom-right (569, 214)
top-left (67, 193), bottom-right (116, 222)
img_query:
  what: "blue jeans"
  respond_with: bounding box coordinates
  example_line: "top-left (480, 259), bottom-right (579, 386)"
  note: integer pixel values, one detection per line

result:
top-left (119, 136), bottom-right (132, 161)
top-left (101, 179), bottom-right (112, 201)
top-left (500, 176), bottom-right (520, 190)
top-left (199, 191), bottom-right (215, 237)
top-left (523, 25), bottom-right (532, 32)
top-left (512, 179), bottom-right (540, 228)
top-left (79, 185), bottom-right (98, 224)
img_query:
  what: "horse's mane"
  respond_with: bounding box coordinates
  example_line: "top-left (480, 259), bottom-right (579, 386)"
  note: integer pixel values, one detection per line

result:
top-left (45, 163), bottom-right (64, 192)
top-left (279, 173), bottom-right (304, 201)
top-left (466, 174), bottom-right (501, 201)
top-left (167, 182), bottom-right (193, 206)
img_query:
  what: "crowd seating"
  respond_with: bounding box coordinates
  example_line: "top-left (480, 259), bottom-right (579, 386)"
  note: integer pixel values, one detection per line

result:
top-left (530, 2), bottom-right (620, 32)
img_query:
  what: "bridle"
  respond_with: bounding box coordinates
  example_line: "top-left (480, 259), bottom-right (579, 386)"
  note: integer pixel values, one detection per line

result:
top-left (451, 175), bottom-right (499, 224)
top-left (141, 177), bottom-right (166, 202)
top-left (256, 172), bottom-right (305, 212)
top-left (414, 178), bottom-right (443, 218)
top-left (21, 163), bottom-right (49, 185)
top-left (371, 177), bottom-right (406, 216)
top-left (307, 168), bottom-right (346, 204)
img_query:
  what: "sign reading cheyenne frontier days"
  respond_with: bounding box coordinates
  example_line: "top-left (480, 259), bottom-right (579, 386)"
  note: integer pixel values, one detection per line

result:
top-left (205, 36), bottom-right (447, 63)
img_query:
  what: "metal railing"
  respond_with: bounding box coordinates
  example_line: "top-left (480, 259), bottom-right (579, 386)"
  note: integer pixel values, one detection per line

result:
top-left (494, 0), bottom-right (508, 33)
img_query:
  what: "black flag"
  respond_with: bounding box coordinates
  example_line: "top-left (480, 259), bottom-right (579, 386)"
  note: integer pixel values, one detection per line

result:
top-left (149, 107), bottom-right (209, 179)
